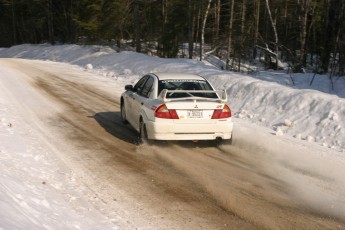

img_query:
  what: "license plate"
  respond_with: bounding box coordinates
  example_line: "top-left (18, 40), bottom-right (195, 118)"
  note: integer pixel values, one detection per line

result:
top-left (187, 110), bottom-right (203, 118)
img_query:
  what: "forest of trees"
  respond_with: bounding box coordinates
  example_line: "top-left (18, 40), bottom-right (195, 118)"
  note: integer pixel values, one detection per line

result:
top-left (0, 0), bottom-right (344, 75)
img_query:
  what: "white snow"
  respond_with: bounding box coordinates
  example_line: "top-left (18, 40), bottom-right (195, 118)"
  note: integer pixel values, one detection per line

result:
top-left (1, 44), bottom-right (344, 152)
top-left (1, 44), bottom-right (345, 228)
top-left (0, 63), bottom-right (117, 229)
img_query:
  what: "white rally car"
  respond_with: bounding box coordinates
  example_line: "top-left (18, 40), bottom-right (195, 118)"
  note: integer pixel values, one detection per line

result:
top-left (120, 73), bottom-right (233, 144)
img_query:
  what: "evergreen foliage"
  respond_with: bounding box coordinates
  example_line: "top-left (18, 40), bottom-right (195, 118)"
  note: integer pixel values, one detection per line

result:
top-left (0, 0), bottom-right (344, 74)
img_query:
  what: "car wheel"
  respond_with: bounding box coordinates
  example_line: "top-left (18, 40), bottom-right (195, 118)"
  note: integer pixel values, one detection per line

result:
top-left (215, 137), bottom-right (232, 147)
top-left (121, 101), bottom-right (128, 124)
top-left (139, 120), bottom-right (151, 145)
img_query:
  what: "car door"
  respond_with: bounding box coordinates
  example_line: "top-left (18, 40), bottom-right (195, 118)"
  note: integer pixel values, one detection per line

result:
top-left (132, 76), bottom-right (154, 130)
top-left (126, 76), bottom-right (149, 126)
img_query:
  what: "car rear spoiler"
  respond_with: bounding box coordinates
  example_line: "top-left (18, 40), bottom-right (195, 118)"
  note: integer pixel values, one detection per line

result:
top-left (158, 89), bottom-right (228, 103)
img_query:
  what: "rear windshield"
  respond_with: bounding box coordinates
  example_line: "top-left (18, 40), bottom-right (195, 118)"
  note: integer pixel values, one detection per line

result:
top-left (158, 79), bottom-right (218, 99)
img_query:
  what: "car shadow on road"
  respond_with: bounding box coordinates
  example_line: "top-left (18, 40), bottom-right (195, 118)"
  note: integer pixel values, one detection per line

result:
top-left (91, 111), bottom-right (139, 144)
top-left (92, 112), bottom-right (225, 149)
top-left (164, 140), bottom-right (220, 148)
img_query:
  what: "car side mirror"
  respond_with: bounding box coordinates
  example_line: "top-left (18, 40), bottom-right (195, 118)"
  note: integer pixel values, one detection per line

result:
top-left (125, 85), bottom-right (134, 91)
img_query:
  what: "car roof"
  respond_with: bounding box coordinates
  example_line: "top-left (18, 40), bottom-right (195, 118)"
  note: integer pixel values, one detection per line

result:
top-left (152, 72), bottom-right (206, 81)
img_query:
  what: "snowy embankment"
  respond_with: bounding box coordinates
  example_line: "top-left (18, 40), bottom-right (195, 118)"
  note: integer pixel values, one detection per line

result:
top-left (0, 44), bottom-right (344, 152)
top-left (0, 65), bottom-right (116, 229)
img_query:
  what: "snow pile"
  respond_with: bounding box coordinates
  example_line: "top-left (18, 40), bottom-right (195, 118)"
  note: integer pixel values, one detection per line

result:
top-left (0, 82), bottom-right (116, 229)
top-left (0, 44), bottom-right (344, 152)
top-left (217, 74), bottom-right (345, 150)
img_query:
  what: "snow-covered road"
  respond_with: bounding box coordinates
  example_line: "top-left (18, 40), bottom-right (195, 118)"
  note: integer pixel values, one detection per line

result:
top-left (1, 58), bottom-right (345, 229)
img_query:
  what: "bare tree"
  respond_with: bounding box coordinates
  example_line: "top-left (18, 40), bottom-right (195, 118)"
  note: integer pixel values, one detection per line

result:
top-left (253, 0), bottom-right (260, 60)
top-left (264, 0), bottom-right (279, 69)
top-left (226, 0), bottom-right (235, 70)
top-left (200, 0), bottom-right (212, 61)
top-left (134, 0), bottom-right (141, 52)
top-left (188, 0), bottom-right (193, 59)
top-left (297, 0), bottom-right (316, 70)
top-left (162, 0), bottom-right (168, 23)
top-left (47, 0), bottom-right (54, 44)
top-left (238, 0), bottom-right (247, 71)
top-left (214, 0), bottom-right (221, 43)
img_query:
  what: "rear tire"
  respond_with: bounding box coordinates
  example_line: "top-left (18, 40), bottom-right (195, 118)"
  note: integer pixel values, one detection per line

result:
top-left (121, 101), bottom-right (128, 124)
top-left (215, 137), bottom-right (232, 147)
top-left (139, 120), bottom-right (151, 145)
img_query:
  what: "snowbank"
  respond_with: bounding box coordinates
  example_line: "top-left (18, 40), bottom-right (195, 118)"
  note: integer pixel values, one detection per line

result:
top-left (0, 69), bottom-right (116, 229)
top-left (0, 44), bottom-right (344, 152)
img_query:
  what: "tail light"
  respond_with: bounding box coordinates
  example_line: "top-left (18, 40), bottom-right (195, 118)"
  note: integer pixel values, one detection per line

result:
top-left (155, 104), bottom-right (179, 119)
top-left (211, 104), bottom-right (231, 119)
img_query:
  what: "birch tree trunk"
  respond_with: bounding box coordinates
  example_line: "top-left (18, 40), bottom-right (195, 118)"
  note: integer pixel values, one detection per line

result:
top-left (253, 0), bottom-right (260, 60)
top-left (188, 0), bottom-right (193, 59)
top-left (134, 0), bottom-right (141, 52)
top-left (214, 0), bottom-right (221, 43)
top-left (226, 0), bottom-right (235, 70)
top-left (238, 0), bottom-right (246, 71)
top-left (265, 0), bottom-right (279, 69)
top-left (298, 0), bottom-right (313, 70)
top-left (162, 0), bottom-right (168, 23)
top-left (200, 0), bottom-right (212, 61)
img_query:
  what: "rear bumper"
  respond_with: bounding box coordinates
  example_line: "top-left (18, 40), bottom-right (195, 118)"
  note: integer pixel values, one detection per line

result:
top-left (145, 120), bottom-right (233, 140)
